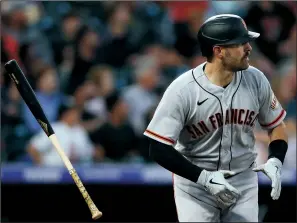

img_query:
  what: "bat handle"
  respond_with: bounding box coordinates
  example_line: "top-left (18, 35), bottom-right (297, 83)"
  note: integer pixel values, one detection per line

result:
top-left (49, 135), bottom-right (102, 220)
top-left (69, 169), bottom-right (103, 220)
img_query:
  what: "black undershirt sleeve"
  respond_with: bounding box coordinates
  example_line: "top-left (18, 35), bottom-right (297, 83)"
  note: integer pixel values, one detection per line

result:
top-left (268, 139), bottom-right (288, 164)
top-left (149, 139), bottom-right (203, 183)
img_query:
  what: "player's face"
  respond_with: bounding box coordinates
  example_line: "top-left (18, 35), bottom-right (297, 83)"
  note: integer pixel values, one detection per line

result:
top-left (221, 42), bottom-right (252, 72)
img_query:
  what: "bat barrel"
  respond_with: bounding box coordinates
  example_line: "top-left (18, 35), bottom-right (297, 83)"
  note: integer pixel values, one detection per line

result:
top-left (4, 59), bottom-right (21, 75)
top-left (4, 59), bottom-right (55, 137)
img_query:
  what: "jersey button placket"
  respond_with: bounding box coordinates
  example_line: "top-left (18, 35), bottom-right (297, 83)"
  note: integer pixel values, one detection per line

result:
top-left (222, 91), bottom-right (230, 107)
top-left (221, 102), bottom-right (230, 164)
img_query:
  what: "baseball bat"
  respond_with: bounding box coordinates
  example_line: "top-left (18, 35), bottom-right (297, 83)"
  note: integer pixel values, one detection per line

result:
top-left (4, 59), bottom-right (102, 220)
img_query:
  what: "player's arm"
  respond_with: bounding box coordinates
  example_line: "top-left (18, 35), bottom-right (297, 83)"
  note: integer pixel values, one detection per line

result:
top-left (149, 139), bottom-right (203, 182)
top-left (257, 72), bottom-right (288, 164)
top-left (253, 72), bottom-right (288, 200)
top-left (145, 84), bottom-right (202, 182)
top-left (267, 121), bottom-right (288, 163)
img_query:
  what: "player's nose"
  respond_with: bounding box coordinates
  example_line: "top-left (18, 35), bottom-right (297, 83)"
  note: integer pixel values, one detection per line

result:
top-left (244, 42), bottom-right (252, 51)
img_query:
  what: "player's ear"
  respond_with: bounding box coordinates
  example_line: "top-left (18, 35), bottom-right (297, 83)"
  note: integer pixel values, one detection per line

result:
top-left (213, 46), bottom-right (223, 59)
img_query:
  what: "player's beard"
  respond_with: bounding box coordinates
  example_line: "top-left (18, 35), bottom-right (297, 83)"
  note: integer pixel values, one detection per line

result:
top-left (222, 51), bottom-right (249, 72)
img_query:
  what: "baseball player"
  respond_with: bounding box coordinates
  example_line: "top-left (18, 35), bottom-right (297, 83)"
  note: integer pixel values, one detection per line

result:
top-left (144, 14), bottom-right (288, 222)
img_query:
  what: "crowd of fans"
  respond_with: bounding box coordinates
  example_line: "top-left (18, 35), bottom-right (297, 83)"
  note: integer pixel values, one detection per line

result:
top-left (1, 2), bottom-right (296, 168)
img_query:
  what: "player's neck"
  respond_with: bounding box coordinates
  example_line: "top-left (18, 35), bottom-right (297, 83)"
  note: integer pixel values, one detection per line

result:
top-left (204, 62), bottom-right (234, 87)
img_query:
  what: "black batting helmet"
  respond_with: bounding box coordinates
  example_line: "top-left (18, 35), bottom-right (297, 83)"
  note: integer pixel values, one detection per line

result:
top-left (197, 14), bottom-right (260, 57)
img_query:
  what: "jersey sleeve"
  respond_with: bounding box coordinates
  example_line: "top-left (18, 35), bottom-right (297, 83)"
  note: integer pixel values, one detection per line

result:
top-left (258, 73), bottom-right (286, 130)
top-left (143, 85), bottom-right (188, 146)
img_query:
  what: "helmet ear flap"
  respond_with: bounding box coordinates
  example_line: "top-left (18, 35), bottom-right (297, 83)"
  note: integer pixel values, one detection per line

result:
top-left (198, 33), bottom-right (214, 57)
top-left (201, 44), bottom-right (214, 57)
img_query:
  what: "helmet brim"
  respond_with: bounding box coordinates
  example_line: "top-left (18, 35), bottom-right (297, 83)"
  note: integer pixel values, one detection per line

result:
top-left (248, 31), bottom-right (260, 39)
top-left (216, 31), bottom-right (260, 46)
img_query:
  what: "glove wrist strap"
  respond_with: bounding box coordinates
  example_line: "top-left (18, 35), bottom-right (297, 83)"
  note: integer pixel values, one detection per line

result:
top-left (197, 169), bottom-right (208, 185)
top-left (268, 139), bottom-right (288, 164)
top-left (267, 157), bottom-right (282, 167)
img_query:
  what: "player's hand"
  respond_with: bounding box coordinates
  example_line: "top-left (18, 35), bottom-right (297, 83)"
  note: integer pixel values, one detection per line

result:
top-left (197, 170), bottom-right (241, 207)
top-left (253, 158), bottom-right (282, 200)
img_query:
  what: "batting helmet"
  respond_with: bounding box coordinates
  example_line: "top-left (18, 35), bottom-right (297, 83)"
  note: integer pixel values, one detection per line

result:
top-left (197, 14), bottom-right (260, 57)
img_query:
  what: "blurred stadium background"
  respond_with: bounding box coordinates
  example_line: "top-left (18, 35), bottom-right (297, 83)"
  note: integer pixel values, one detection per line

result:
top-left (1, 1), bottom-right (296, 222)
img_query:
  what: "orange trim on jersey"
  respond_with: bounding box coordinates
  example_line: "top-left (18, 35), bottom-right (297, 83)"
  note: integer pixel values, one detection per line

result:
top-left (144, 130), bottom-right (175, 144)
top-left (260, 109), bottom-right (285, 128)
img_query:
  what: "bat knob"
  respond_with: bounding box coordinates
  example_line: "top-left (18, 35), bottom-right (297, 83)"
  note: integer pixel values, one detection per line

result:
top-left (92, 211), bottom-right (103, 220)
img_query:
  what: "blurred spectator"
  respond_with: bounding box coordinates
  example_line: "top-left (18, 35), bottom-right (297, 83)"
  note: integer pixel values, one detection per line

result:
top-left (141, 43), bottom-right (189, 87)
top-left (122, 55), bottom-right (160, 135)
top-left (21, 4), bottom-right (55, 67)
top-left (51, 10), bottom-right (82, 66)
top-left (1, 2), bottom-right (57, 89)
top-left (141, 43), bottom-right (165, 64)
top-left (98, 3), bottom-right (136, 68)
top-left (1, 2), bottom-right (28, 69)
top-left (1, 42), bottom-right (9, 67)
top-left (166, 2), bottom-right (208, 22)
top-left (204, 1), bottom-right (249, 18)
top-left (150, 2), bottom-right (176, 47)
top-left (22, 65), bottom-right (65, 135)
top-left (244, 2), bottom-right (296, 65)
top-left (71, 81), bottom-right (108, 134)
top-left (271, 62), bottom-right (296, 119)
top-left (27, 104), bottom-right (95, 166)
top-left (279, 24), bottom-right (296, 59)
top-left (57, 44), bottom-right (75, 92)
top-left (50, 10), bottom-right (82, 91)
top-left (1, 83), bottom-right (23, 130)
top-left (90, 91), bottom-right (141, 162)
top-left (173, 9), bottom-right (204, 59)
top-left (66, 25), bottom-right (100, 95)
top-left (2, 2), bottom-right (55, 70)
top-left (131, 2), bottom-right (176, 48)
top-left (84, 64), bottom-right (115, 120)
top-left (160, 47), bottom-right (189, 84)
top-left (190, 54), bottom-right (207, 68)
top-left (1, 81), bottom-right (23, 161)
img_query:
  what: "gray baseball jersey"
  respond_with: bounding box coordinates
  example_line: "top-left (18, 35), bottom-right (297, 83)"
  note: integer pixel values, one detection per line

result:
top-left (144, 62), bottom-right (286, 221)
top-left (144, 62), bottom-right (286, 173)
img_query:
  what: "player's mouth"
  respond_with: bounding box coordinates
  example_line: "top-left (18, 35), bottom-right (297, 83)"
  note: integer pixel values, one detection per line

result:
top-left (243, 53), bottom-right (250, 61)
